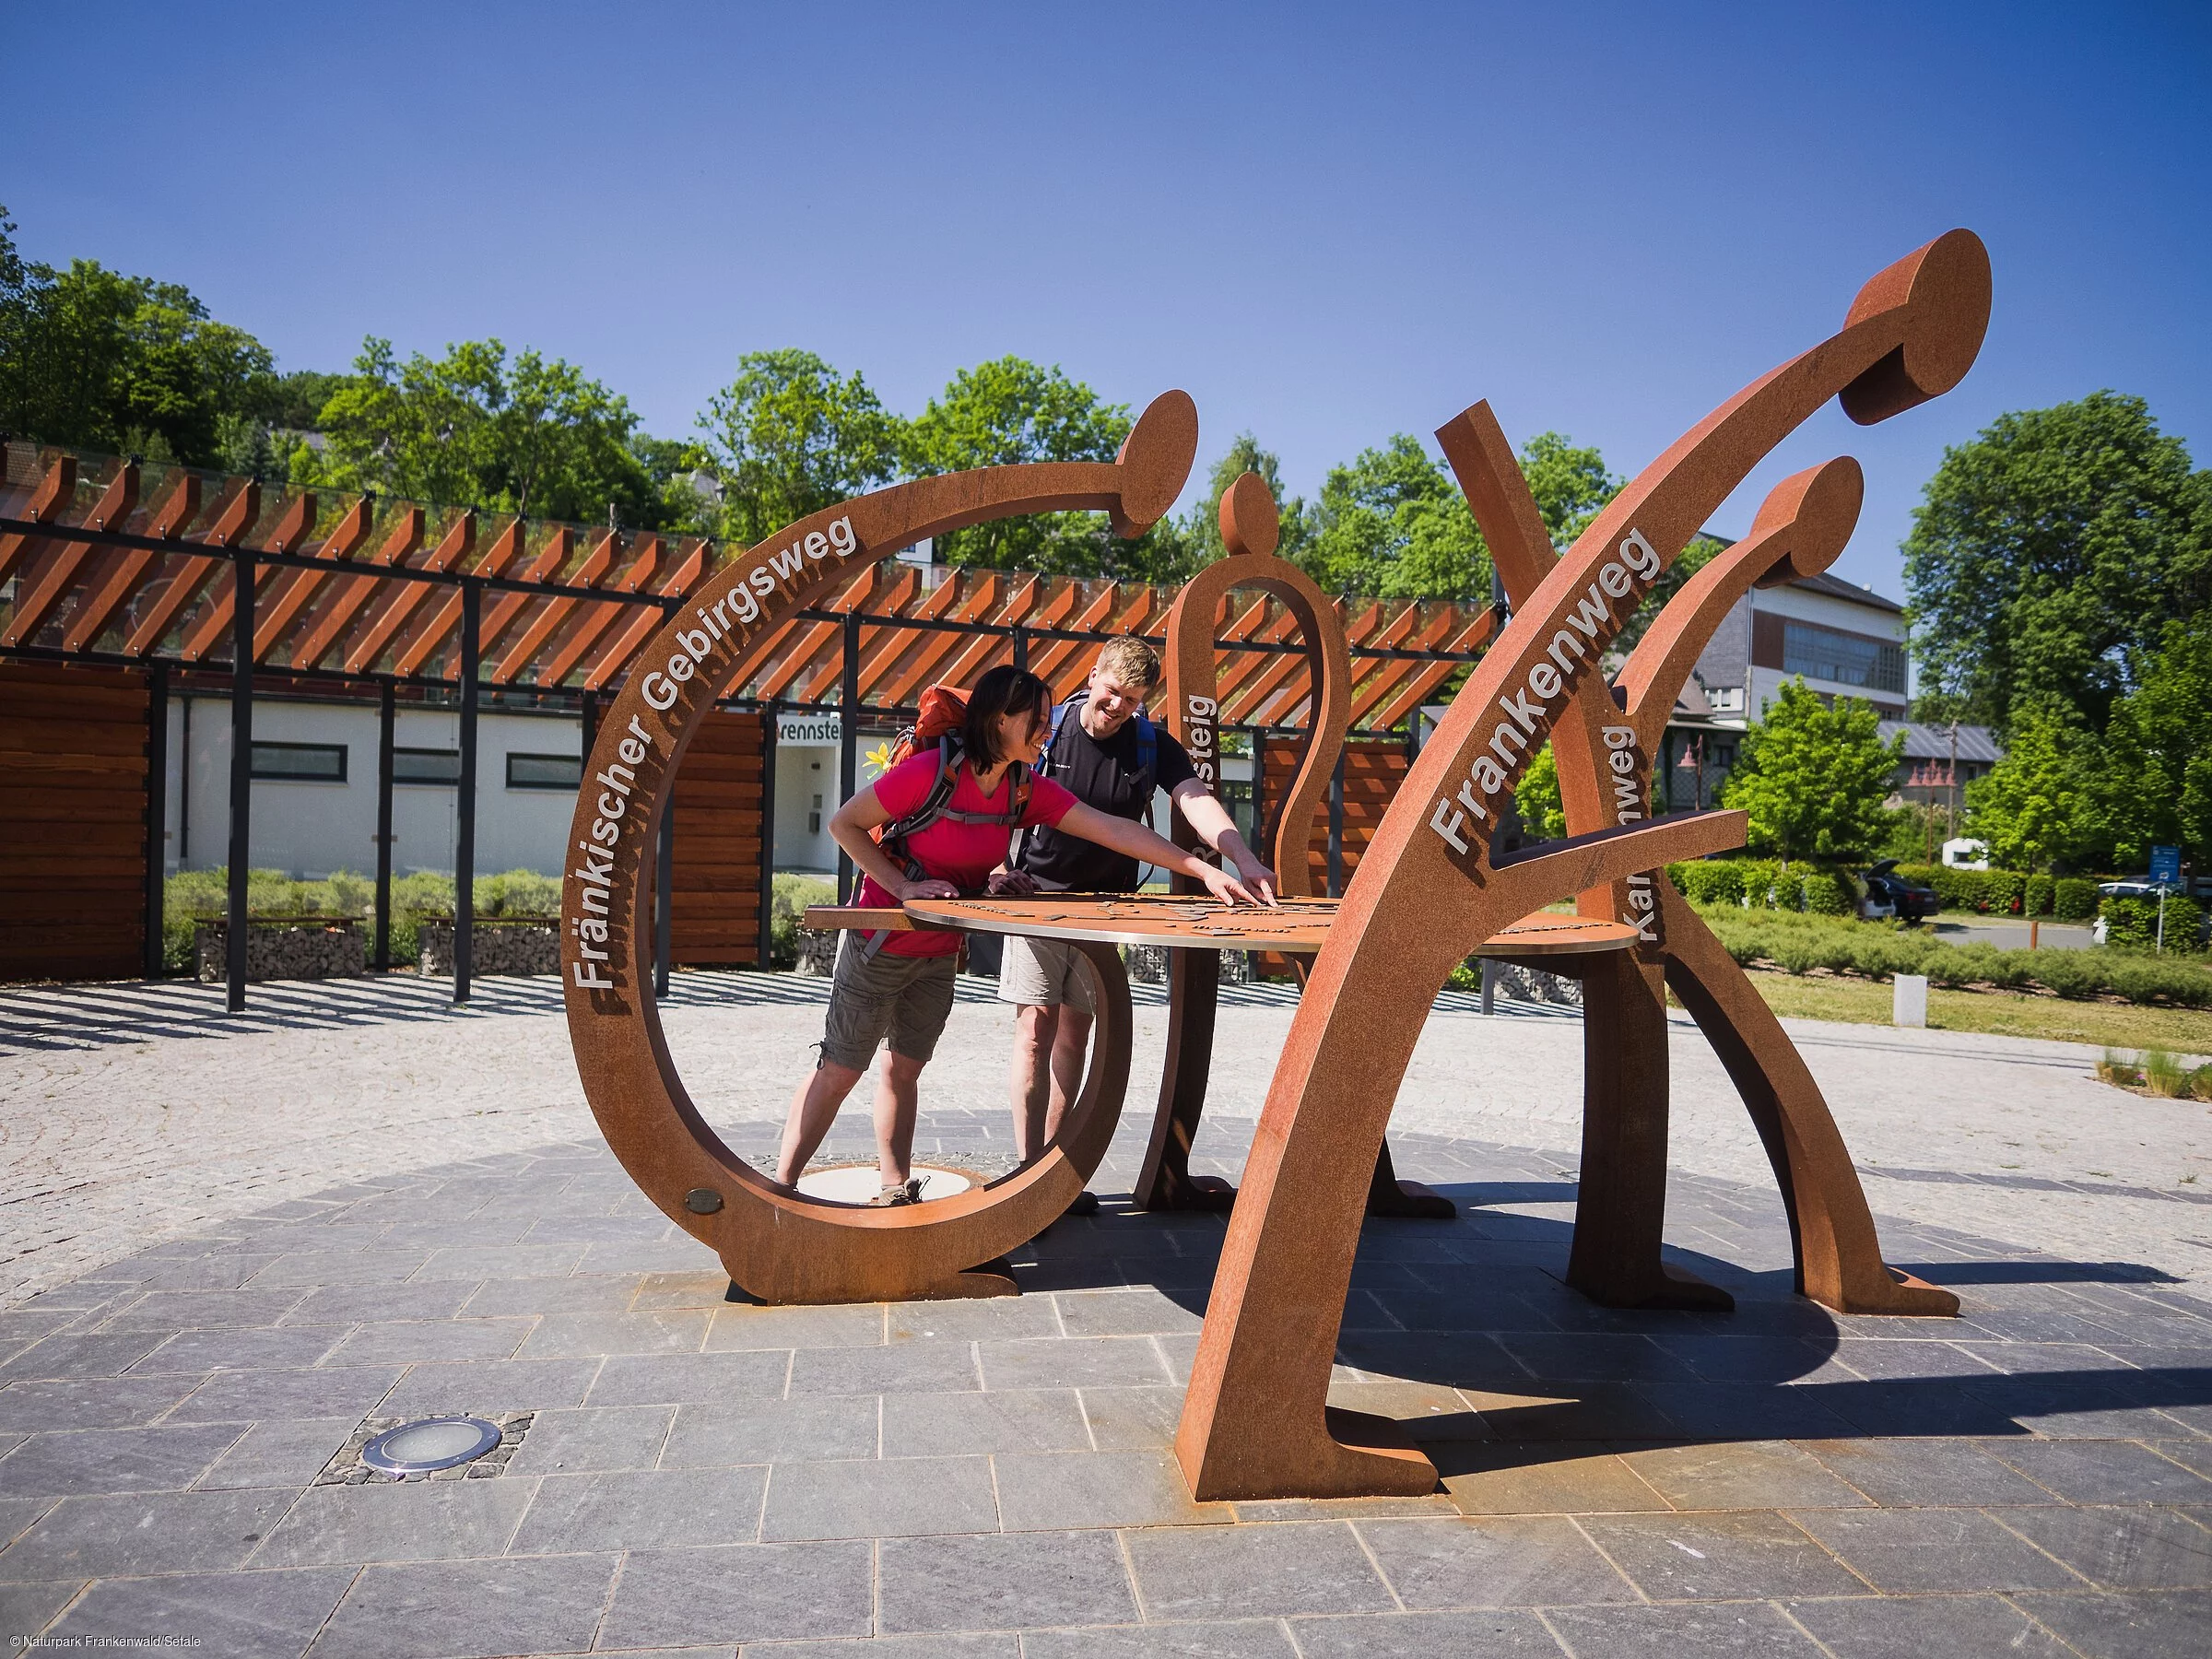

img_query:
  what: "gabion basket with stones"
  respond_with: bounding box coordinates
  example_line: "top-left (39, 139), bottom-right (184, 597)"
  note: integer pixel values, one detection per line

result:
top-left (1488, 961), bottom-right (1583, 1007)
top-left (1122, 943), bottom-right (1249, 986)
top-left (418, 920), bottom-right (559, 977)
top-left (194, 919), bottom-right (365, 982)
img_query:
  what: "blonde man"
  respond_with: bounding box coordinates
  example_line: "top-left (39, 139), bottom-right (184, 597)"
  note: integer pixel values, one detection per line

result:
top-left (991, 638), bottom-right (1277, 1202)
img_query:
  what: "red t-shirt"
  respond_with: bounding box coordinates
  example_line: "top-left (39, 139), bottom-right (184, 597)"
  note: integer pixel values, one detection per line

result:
top-left (855, 751), bottom-right (1078, 956)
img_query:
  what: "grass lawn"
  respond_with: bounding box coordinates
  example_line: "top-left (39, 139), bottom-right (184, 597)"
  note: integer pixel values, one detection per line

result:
top-left (1733, 967), bottom-right (2212, 1056)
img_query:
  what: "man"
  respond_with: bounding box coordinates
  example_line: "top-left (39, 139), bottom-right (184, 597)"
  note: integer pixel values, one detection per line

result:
top-left (992, 637), bottom-right (1277, 1192)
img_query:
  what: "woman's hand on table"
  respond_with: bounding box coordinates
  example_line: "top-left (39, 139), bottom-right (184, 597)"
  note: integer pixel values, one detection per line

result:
top-left (894, 877), bottom-right (959, 901)
top-left (985, 869), bottom-right (1041, 897)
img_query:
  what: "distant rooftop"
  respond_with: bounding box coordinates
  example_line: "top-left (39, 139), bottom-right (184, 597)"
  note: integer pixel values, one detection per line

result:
top-left (1789, 571), bottom-right (1905, 614)
top-left (1878, 721), bottom-right (2004, 765)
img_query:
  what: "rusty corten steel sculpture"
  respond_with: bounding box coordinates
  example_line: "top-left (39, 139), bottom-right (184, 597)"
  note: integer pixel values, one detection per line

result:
top-left (1137, 474), bottom-right (1457, 1216)
top-left (561, 393), bottom-right (1198, 1304)
top-left (1174, 230), bottom-right (1992, 1501)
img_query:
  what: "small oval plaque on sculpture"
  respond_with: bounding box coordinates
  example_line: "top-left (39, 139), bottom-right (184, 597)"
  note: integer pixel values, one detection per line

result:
top-left (360, 1416), bottom-right (502, 1480)
top-left (684, 1188), bottom-right (724, 1215)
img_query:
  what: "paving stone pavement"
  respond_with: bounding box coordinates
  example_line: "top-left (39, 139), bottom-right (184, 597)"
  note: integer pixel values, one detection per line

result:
top-left (0, 971), bottom-right (2208, 1653)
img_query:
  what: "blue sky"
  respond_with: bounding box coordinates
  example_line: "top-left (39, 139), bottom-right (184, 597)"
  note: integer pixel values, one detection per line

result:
top-left (5, 2), bottom-right (2206, 602)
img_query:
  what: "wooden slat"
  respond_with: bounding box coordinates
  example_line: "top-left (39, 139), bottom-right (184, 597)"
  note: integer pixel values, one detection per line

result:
top-left (1, 464), bottom-right (140, 648)
top-left (176, 493), bottom-right (317, 663)
top-left (124, 482), bottom-right (261, 656)
top-left (60, 474), bottom-right (203, 652)
top-left (253, 496), bottom-right (374, 663)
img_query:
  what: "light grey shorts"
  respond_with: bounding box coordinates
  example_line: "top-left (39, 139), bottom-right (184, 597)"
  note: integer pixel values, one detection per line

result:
top-left (819, 935), bottom-right (958, 1071)
top-left (996, 934), bottom-right (1097, 1013)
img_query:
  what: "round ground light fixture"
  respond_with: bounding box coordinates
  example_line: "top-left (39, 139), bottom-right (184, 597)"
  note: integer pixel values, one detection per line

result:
top-left (794, 1163), bottom-right (976, 1204)
top-left (360, 1416), bottom-right (503, 1479)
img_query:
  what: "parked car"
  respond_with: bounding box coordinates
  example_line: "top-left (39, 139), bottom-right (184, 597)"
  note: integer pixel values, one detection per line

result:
top-left (2098, 878), bottom-right (2167, 898)
top-left (1861, 859), bottom-right (1939, 924)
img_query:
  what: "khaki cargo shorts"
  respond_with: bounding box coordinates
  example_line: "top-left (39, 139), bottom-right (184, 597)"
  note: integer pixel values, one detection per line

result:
top-left (996, 934), bottom-right (1097, 1013)
top-left (818, 935), bottom-right (959, 1071)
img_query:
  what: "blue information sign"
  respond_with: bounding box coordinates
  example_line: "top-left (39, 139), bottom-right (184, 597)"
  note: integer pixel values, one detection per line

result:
top-left (2150, 844), bottom-right (2183, 887)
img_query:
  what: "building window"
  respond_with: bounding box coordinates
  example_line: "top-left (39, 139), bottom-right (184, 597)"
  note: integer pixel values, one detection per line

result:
top-left (1782, 619), bottom-right (1906, 695)
top-left (393, 747), bottom-right (462, 785)
top-left (506, 752), bottom-right (582, 791)
top-left (251, 741), bottom-right (347, 782)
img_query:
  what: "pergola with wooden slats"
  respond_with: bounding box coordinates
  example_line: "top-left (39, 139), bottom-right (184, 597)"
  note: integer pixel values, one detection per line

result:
top-left (0, 441), bottom-right (1496, 1006)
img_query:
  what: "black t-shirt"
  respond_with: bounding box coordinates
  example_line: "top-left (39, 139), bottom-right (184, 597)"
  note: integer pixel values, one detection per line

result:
top-left (1017, 703), bottom-right (1198, 892)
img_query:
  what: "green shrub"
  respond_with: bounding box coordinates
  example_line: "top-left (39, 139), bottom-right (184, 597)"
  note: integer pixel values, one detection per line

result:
top-left (1982, 871), bottom-right (2028, 915)
top-left (770, 873), bottom-right (838, 968)
top-left (1735, 859), bottom-right (1786, 910)
top-left (2025, 875), bottom-right (2055, 917)
top-left (1666, 860), bottom-right (1744, 906)
top-left (1801, 867), bottom-right (1855, 915)
top-left (2053, 877), bottom-right (2100, 923)
top-left (479, 870), bottom-right (559, 916)
top-left (2143, 1049), bottom-right (2188, 1096)
top-left (2097, 1048), bottom-right (2143, 1086)
top-left (2028, 949), bottom-right (2107, 1000)
top-left (2100, 895), bottom-right (2205, 951)
top-left (2104, 954), bottom-right (2212, 1008)
top-left (160, 865), bottom-right (559, 970)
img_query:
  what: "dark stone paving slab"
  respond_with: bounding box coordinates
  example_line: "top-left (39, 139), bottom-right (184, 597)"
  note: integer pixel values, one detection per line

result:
top-left (0, 1108), bottom-right (2206, 1653)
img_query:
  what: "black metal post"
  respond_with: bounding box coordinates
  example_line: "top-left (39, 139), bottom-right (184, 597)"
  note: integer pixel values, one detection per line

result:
top-left (374, 680), bottom-right (394, 971)
top-left (579, 690), bottom-right (598, 765)
top-left (454, 580), bottom-right (479, 1005)
top-left (1011, 624), bottom-right (1028, 673)
top-left (838, 610), bottom-right (861, 902)
top-left (225, 549), bottom-right (254, 1013)
top-left (143, 662), bottom-right (167, 981)
top-left (757, 704), bottom-right (777, 971)
top-left (178, 696), bottom-right (191, 863)
top-left (1326, 751), bottom-right (1346, 899)
top-left (654, 796), bottom-right (675, 998)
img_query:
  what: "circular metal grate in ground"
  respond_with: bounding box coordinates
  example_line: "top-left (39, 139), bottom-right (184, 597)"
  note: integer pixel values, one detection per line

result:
top-left (359, 1416), bottom-right (505, 1479)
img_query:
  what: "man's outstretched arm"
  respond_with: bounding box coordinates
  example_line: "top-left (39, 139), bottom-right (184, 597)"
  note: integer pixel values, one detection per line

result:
top-left (1170, 778), bottom-right (1277, 903)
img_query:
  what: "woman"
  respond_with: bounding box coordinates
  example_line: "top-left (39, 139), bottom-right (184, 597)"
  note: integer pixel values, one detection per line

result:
top-left (775, 664), bottom-right (1261, 1205)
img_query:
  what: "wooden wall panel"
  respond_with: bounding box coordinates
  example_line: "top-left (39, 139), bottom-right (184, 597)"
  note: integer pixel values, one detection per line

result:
top-left (1259, 736), bottom-right (1411, 894)
top-left (668, 709), bottom-right (764, 967)
top-left (0, 663), bottom-right (148, 982)
top-left (1252, 737), bottom-right (1409, 976)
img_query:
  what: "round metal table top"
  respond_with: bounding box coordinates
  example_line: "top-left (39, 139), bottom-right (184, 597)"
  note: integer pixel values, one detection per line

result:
top-left (806, 895), bottom-right (1641, 956)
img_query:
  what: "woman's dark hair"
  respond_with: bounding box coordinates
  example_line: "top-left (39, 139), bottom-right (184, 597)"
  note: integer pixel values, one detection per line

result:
top-left (962, 665), bottom-right (1052, 767)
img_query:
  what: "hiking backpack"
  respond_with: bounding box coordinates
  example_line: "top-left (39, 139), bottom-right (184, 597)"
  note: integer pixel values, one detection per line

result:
top-left (862, 684), bottom-right (1032, 956)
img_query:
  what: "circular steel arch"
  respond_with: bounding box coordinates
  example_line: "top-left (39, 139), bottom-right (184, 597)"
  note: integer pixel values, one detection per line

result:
top-left (560, 393), bottom-right (1196, 1304)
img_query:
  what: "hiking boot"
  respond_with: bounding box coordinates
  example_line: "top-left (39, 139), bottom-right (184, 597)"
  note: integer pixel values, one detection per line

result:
top-left (869, 1176), bottom-right (924, 1207)
top-left (1067, 1190), bottom-right (1100, 1217)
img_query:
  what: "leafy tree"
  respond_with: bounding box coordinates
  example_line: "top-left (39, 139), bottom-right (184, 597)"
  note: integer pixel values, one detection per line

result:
top-left (2089, 614), bottom-right (2212, 871)
top-left (903, 358), bottom-right (1131, 574)
top-left (1119, 432), bottom-right (1315, 587)
top-left (294, 336), bottom-right (660, 524)
top-left (1515, 741), bottom-right (1569, 840)
top-left (0, 211), bottom-right (275, 466)
top-left (696, 348), bottom-right (903, 547)
top-left (1300, 429), bottom-right (1616, 604)
top-left (1965, 704), bottom-right (2094, 872)
top-left (1518, 431), bottom-right (1618, 548)
top-left (1721, 679), bottom-right (1904, 865)
top-left (1903, 392), bottom-right (2212, 733)
top-left (261, 369), bottom-right (354, 432)
top-left (1302, 435), bottom-right (1488, 601)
